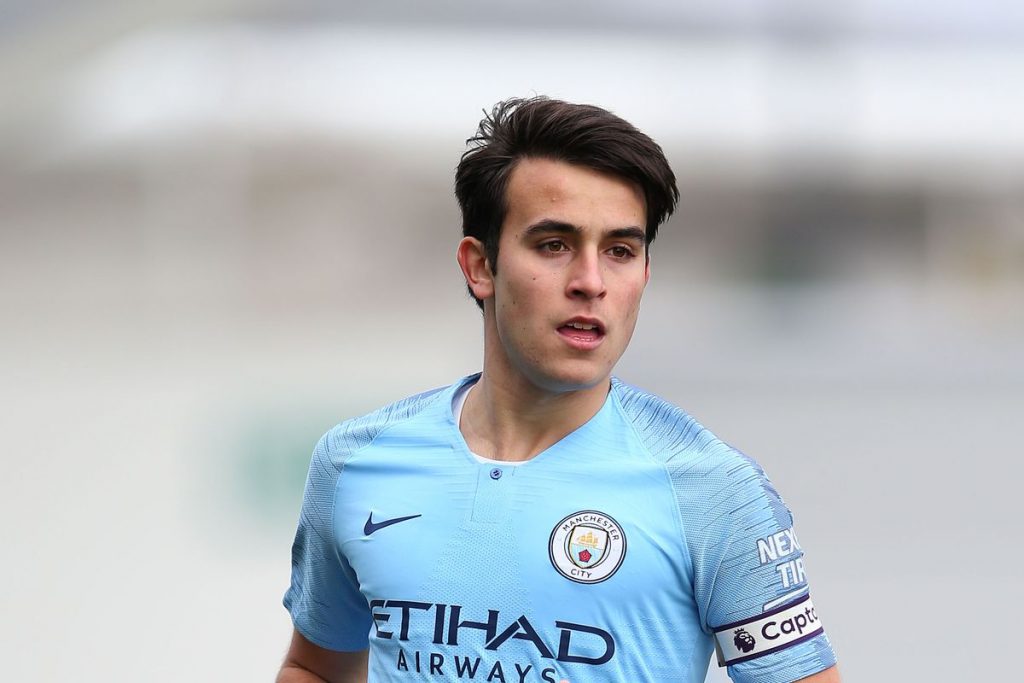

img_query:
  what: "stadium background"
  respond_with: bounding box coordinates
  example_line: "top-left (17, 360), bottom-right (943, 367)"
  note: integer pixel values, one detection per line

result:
top-left (2, 2), bottom-right (1021, 681)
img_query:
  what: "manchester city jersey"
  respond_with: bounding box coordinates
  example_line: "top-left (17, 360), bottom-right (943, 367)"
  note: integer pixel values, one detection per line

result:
top-left (284, 375), bottom-right (837, 682)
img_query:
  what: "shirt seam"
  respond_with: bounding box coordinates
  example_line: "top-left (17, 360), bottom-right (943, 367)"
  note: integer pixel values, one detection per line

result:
top-left (328, 387), bottom-right (449, 569)
top-left (608, 382), bottom-right (698, 606)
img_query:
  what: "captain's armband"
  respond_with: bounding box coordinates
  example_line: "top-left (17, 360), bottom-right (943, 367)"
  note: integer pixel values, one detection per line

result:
top-left (712, 594), bottom-right (825, 667)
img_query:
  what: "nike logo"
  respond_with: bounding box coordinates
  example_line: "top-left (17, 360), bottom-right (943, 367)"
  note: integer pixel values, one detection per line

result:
top-left (363, 512), bottom-right (422, 536)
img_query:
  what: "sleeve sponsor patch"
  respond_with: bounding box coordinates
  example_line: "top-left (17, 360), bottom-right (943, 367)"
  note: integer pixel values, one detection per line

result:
top-left (712, 594), bottom-right (824, 667)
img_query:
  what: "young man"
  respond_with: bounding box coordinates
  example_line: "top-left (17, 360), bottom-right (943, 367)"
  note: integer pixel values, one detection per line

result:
top-left (279, 97), bottom-right (840, 683)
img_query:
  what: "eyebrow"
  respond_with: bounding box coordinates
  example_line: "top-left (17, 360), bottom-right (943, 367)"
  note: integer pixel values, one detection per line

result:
top-left (523, 219), bottom-right (646, 243)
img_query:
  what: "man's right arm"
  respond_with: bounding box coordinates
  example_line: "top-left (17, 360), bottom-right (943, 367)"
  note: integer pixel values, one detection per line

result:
top-left (276, 629), bottom-right (368, 683)
top-left (284, 428), bottom-right (373, 681)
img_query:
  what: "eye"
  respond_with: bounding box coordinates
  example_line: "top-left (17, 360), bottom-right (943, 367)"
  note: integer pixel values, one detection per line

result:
top-left (540, 240), bottom-right (569, 253)
top-left (607, 245), bottom-right (636, 259)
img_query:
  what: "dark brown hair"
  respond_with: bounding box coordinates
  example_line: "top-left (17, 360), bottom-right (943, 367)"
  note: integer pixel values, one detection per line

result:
top-left (455, 96), bottom-right (678, 307)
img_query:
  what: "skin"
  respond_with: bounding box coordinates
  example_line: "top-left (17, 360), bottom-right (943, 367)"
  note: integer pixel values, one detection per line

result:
top-left (276, 630), bottom-right (366, 683)
top-left (456, 157), bottom-right (650, 461)
top-left (278, 156), bottom-right (841, 682)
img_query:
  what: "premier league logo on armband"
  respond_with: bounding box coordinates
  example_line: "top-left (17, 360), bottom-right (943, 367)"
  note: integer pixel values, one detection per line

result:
top-left (549, 510), bottom-right (626, 584)
top-left (733, 629), bottom-right (756, 653)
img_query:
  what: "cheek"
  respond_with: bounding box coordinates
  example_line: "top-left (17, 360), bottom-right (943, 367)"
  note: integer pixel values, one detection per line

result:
top-left (618, 286), bottom-right (646, 329)
top-left (622, 279), bottom-right (646, 307)
top-left (501, 268), bottom-right (546, 308)
top-left (495, 277), bottom-right (534, 333)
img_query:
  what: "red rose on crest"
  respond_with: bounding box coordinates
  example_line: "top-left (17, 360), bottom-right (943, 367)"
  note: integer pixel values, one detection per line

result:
top-left (578, 549), bottom-right (592, 562)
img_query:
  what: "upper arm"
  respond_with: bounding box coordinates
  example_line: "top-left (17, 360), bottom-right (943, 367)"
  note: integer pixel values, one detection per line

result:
top-left (284, 431), bottom-right (373, 650)
top-left (278, 628), bottom-right (368, 683)
top-left (678, 449), bottom-right (838, 681)
top-left (794, 665), bottom-right (841, 683)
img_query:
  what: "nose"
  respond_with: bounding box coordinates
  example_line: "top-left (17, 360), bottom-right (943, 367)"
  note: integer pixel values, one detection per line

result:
top-left (566, 249), bottom-right (606, 300)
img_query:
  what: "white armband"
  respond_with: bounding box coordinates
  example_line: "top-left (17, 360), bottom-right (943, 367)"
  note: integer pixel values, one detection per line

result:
top-left (712, 594), bottom-right (825, 667)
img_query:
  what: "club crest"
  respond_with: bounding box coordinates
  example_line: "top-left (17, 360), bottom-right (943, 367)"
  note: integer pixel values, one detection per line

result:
top-left (549, 510), bottom-right (626, 584)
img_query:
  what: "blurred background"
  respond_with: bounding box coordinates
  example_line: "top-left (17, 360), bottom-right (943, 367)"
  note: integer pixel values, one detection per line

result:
top-left (2, 1), bottom-right (1021, 681)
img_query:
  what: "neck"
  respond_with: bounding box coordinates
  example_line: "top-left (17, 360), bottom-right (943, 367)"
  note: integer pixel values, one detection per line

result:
top-left (460, 369), bottom-right (611, 463)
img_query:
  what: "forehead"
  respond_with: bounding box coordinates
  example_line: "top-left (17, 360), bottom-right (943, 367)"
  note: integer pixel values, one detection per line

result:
top-left (502, 158), bottom-right (645, 231)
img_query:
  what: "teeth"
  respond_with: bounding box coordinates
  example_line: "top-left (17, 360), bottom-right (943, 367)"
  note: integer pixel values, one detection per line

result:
top-left (567, 322), bottom-right (597, 330)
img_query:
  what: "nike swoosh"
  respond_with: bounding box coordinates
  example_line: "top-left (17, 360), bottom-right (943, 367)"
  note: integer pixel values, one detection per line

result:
top-left (364, 512), bottom-right (422, 536)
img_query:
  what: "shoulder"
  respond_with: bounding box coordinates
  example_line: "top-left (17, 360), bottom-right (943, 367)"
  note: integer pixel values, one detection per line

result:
top-left (312, 381), bottom-right (453, 474)
top-left (613, 377), bottom-right (741, 465)
top-left (612, 377), bottom-right (790, 524)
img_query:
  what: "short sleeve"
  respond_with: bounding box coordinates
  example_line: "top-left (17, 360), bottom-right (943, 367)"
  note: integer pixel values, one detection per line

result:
top-left (283, 431), bottom-right (372, 651)
top-left (682, 449), bottom-right (837, 682)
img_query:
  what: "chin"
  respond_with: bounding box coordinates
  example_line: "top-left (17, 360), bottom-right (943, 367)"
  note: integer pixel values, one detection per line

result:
top-left (528, 361), bottom-right (613, 394)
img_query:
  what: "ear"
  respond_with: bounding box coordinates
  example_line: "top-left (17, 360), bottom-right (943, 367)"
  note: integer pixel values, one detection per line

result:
top-left (644, 253), bottom-right (651, 285)
top-left (456, 236), bottom-right (495, 300)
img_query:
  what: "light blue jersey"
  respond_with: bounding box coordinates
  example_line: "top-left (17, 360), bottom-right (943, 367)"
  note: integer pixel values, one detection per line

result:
top-left (284, 375), bottom-right (836, 682)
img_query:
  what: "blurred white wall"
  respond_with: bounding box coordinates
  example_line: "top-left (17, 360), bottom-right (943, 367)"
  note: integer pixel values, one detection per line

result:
top-left (2, 3), bottom-right (1022, 681)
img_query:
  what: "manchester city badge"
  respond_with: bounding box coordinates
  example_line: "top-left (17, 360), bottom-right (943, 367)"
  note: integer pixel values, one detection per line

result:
top-left (549, 510), bottom-right (626, 584)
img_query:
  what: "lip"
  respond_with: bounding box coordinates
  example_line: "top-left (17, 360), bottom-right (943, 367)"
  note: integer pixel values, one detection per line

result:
top-left (557, 316), bottom-right (606, 350)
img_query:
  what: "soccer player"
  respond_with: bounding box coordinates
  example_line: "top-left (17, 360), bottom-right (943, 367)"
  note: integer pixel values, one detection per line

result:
top-left (278, 97), bottom-right (840, 683)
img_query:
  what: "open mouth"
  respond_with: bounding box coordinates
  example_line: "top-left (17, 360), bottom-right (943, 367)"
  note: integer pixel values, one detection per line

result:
top-left (557, 319), bottom-right (605, 344)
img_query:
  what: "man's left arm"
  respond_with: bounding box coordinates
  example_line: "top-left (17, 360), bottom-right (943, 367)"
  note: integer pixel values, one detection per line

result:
top-left (797, 665), bottom-right (841, 682)
top-left (681, 447), bottom-right (839, 682)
